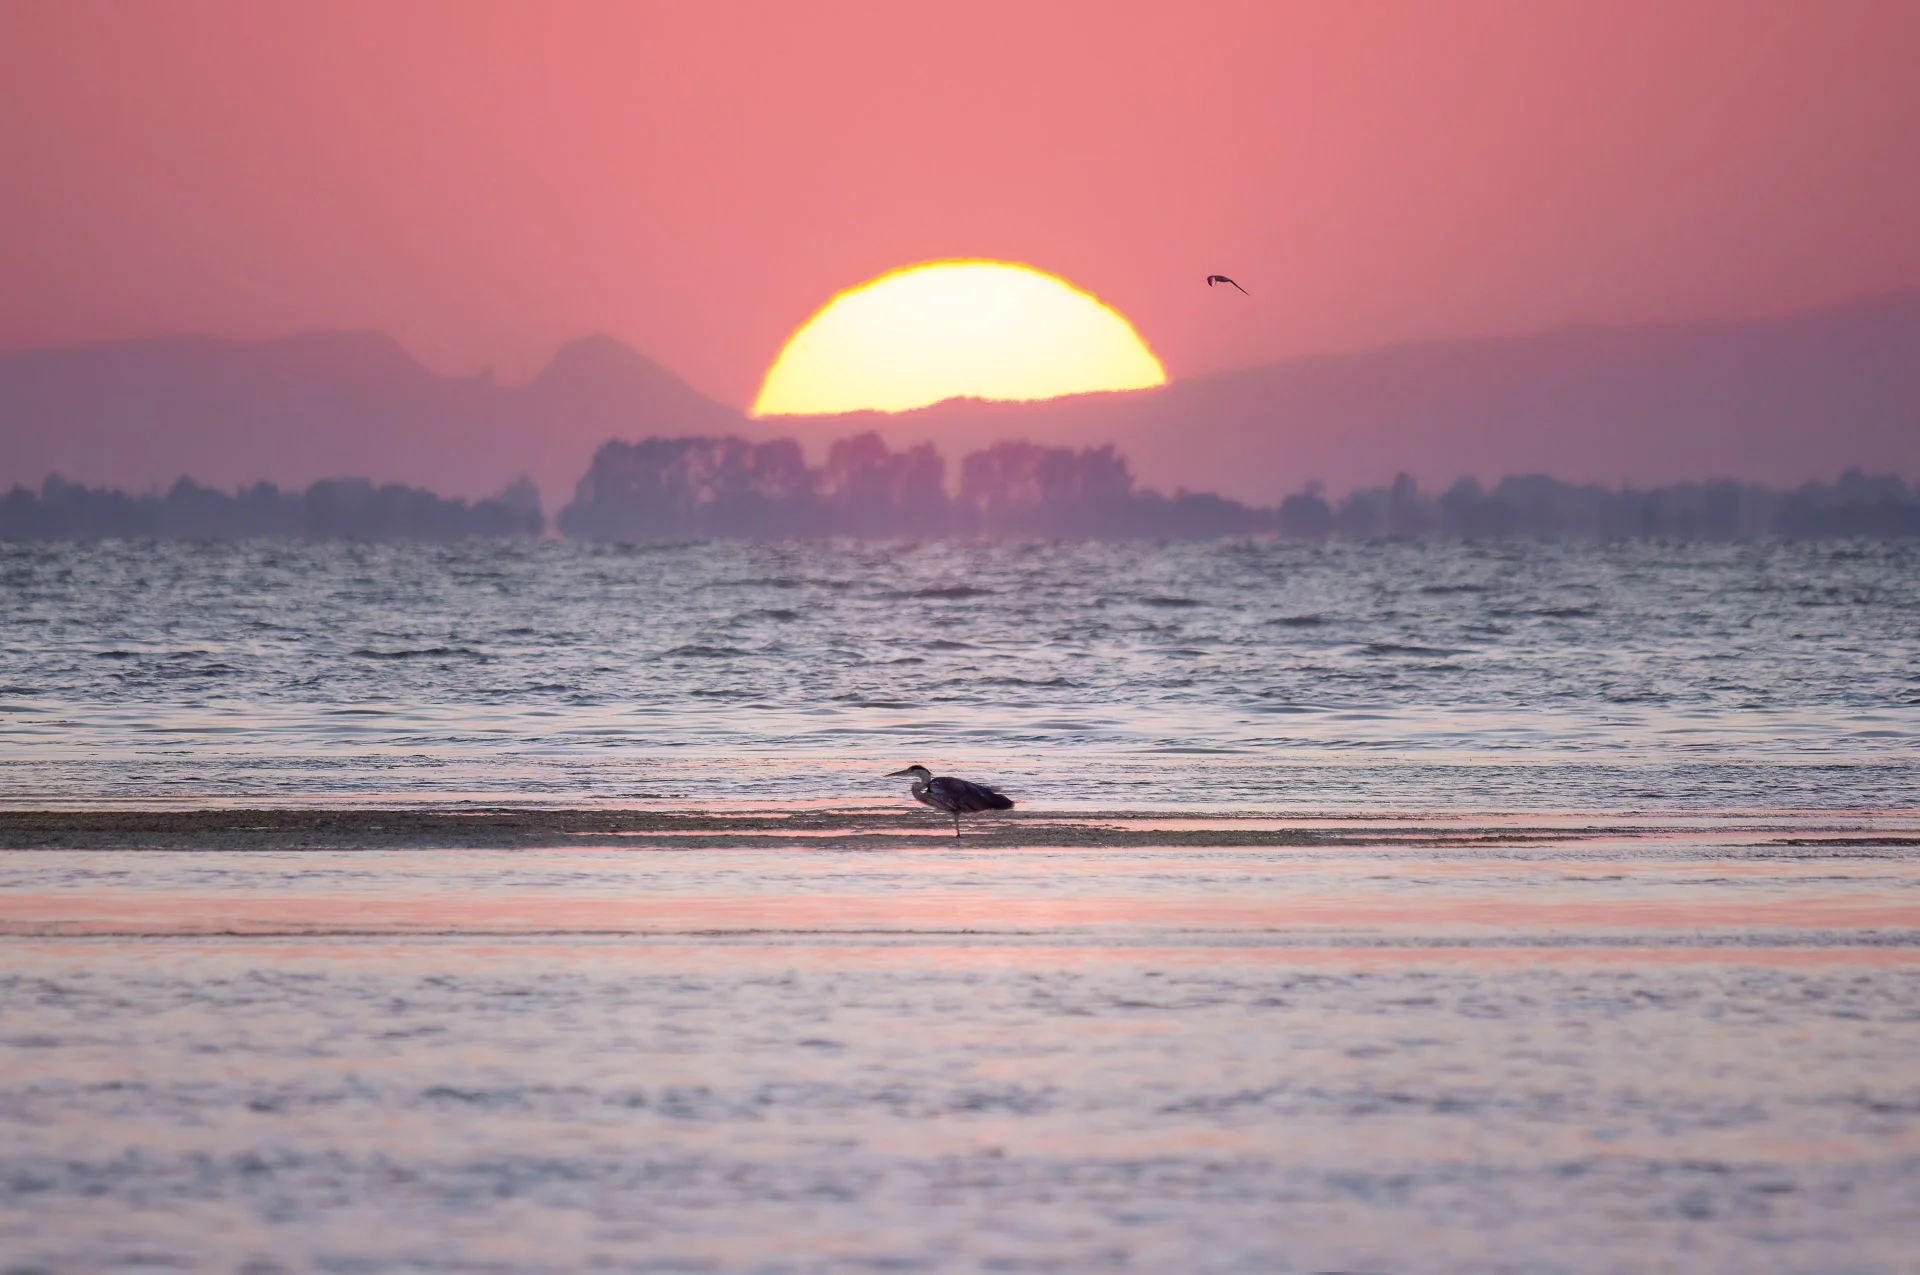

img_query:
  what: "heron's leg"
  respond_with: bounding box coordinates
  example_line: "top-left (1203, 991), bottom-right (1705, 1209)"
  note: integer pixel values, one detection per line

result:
top-left (953, 813), bottom-right (961, 838)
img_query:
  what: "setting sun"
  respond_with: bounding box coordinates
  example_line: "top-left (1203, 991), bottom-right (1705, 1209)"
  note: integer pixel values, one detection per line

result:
top-left (751, 260), bottom-right (1165, 416)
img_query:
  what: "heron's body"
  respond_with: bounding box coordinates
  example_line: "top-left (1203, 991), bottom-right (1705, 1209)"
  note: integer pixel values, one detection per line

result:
top-left (887, 765), bottom-right (1014, 837)
top-left (1206, 274), bottom-right (1250, 294)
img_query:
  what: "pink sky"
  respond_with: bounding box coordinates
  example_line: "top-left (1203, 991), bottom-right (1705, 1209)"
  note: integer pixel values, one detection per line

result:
top-left (3, 0), bottom-right (1918, 407)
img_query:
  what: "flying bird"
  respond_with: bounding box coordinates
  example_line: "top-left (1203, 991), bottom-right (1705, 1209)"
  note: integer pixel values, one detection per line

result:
top-left (887, 764), bottom-right (1015, 838)
top-left (1206, 275), bottom-right (1250, 295)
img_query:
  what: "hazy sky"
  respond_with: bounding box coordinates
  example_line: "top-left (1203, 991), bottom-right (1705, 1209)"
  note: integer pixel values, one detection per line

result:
top-left (3, 0), bottom-right (1917, 407)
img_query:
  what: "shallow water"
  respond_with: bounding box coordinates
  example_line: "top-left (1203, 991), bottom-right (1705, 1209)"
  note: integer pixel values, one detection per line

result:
top-left (4, 538), bottom-right (1917, 1270)
top-left (2, 538), bottom-right (1916, 811)
top-left (3, 832), bottom-right (1918, 1273)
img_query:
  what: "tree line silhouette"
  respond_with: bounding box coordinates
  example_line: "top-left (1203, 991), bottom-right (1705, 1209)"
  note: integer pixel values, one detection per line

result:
top-left (555, 434), bottom-right (1266, 538)
top-left (3, 432), bottom-right (1916, 539)
top-left (559, 435), bottom-right (1920, 538)
top-left (1277, 469), bottom-right (1920, 539)
top-left (0, 475), bottom-right (543, 540)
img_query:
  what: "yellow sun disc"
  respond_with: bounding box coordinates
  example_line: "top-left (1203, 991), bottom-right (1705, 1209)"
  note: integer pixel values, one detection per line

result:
top-left (751, 260), bottom-right (1166, 417)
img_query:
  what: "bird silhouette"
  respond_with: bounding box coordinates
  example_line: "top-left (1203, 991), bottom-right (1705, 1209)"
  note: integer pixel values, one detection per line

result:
top-left (887, 764), bottom-right (1014, 838)
top-left (1206, 275), bottom-right (1249, 295)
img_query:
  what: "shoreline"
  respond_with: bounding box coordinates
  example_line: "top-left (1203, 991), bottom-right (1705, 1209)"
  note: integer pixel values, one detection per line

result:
top-left (2, 807), bottom-right (1916, 852)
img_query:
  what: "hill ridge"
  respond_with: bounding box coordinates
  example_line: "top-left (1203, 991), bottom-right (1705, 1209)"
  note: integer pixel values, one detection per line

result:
top-left (2, 289), bottom-right (1916, 505)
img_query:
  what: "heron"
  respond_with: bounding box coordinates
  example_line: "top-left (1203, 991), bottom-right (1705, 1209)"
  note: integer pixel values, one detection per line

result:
top-left (1206, 274), bottom-right (1250, 295)
top-left (886, 764), bottom-right (1014, 837)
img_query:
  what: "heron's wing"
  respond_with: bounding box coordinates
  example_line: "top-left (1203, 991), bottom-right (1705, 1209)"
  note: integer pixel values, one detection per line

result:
top-left (929, 776), bottom-right (1015, 812)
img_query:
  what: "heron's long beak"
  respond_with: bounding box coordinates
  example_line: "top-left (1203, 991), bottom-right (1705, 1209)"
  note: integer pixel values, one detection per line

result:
top-left (885, 767), bottom-right (916, 777)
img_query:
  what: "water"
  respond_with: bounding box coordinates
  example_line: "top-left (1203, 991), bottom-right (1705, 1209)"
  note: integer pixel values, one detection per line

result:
top-left (2, 538), bottom-right (1916, 810)
top-left (3, 538), bottom-right (1918, 1271)
top-left (3, 840), bottom-right (1918, 1272)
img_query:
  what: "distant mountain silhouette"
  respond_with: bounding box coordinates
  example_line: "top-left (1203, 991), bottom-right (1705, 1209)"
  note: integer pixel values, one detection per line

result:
top-left (3, 291), bottom-right (1916, 506)
top-left (0, 331), bottom-right (748, 511)
top-left (760, 290), bottom-right (1920, 501)
top-left (520, 334), bottom-right (746, 447)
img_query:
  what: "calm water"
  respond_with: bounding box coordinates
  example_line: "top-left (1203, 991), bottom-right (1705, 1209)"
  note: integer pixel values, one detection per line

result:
top-left (3, 538), bottom-right (1918, 1271)
top-left (1, 537), bottom-right (1915, 811)
top-left (3, 838), bottom-right (1919, 1273)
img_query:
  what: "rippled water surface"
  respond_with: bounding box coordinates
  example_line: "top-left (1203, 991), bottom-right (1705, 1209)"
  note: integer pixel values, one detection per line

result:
top-left (4, 538), bottom-right (1918, 1271)
top-left (2, 538), bottom-right (1916, 810)
top-left (3, 837), bottom-right (1919, 1273)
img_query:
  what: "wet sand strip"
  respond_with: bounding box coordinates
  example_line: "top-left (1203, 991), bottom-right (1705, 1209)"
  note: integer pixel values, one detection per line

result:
top-left (1, 807), bottom-right (1914, 851)
top-left (0, 808), bottom-right (1541, 851)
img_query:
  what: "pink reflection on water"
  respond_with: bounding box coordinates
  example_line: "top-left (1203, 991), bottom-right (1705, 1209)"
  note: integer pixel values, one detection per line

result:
top-left (4, 889), bottom-right (1916, 937)
top-left (6, 939), bottom-right (1918, 974)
